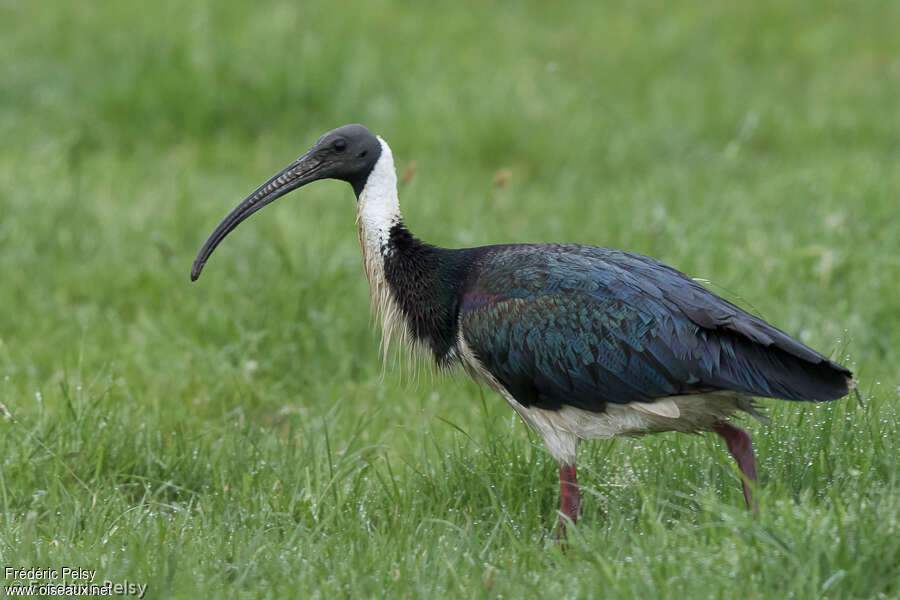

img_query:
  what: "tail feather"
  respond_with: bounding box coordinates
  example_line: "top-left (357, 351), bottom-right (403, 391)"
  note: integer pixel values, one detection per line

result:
top-left (706, 331), bottom-right (851, 402)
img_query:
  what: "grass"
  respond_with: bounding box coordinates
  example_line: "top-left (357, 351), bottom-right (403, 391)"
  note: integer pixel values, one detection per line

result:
top-left (1, 0), bottom-right (898, 597)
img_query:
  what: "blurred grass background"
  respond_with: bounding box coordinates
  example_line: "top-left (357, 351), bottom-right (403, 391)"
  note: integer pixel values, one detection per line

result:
top-left (1, 0), bottom-right (898, 598)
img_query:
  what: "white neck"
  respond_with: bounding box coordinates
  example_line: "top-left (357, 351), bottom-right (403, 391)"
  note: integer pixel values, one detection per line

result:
top-left (357, 137), bottom-right (402, 254)
top-left (356, 137), bottom-right (406, 360)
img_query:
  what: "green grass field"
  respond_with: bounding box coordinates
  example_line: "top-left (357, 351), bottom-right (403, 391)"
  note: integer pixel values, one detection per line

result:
top-left (2, 1), bottom-right (898, 597)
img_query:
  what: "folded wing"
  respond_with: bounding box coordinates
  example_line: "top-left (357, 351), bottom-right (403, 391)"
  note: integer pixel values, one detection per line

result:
top-left (459, 245), bottom-right (850, 412)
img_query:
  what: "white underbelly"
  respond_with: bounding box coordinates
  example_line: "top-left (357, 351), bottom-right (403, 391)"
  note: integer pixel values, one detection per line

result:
top-left (456, 333), bottom-right (757, 465)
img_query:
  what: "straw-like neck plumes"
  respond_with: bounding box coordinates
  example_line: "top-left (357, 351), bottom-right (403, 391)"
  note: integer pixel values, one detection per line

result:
top-left (355, 138), bottom-right (470, 367)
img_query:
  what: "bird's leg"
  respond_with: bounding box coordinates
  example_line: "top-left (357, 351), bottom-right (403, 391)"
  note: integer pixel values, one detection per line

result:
top-left (712, 421), bottom-right (758, 514)
top-left (558, 463), bottom-right (581, 534)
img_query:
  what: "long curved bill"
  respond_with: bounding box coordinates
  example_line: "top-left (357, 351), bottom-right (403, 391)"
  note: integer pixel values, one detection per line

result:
top-left (190, 151), bottom-right (322, 281)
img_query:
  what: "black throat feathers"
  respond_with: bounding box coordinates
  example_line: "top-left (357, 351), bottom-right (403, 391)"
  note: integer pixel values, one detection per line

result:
top-left (382, 223), bottom-right (476, 365)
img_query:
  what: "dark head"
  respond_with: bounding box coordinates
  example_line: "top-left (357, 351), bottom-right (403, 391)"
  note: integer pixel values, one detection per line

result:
top-left (190, 124), bottom-right (382, 281)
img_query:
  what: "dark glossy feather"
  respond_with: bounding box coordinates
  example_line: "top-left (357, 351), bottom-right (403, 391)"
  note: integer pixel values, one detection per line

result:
top-left (458, 244), bottom-right (850, 412)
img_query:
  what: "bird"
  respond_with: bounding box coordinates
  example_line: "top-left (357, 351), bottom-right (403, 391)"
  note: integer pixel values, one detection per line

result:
top-left (191, 124), bottom-right (853, 533)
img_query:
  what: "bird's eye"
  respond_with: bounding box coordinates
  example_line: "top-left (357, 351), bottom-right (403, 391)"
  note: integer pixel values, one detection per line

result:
top-left (358, 149), bottom-right (368, 158)
top-left (333, 139), bottom-right (347, 152)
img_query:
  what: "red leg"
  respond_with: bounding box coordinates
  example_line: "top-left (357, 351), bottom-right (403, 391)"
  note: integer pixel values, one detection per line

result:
top-left (558, 463), bottom-right (581, 534)
top-left (712, 421), bottom-right (758, 514)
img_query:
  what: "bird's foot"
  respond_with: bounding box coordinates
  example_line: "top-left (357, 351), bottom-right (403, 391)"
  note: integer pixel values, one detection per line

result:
top-left (712, 421), bottom-right (758, 515)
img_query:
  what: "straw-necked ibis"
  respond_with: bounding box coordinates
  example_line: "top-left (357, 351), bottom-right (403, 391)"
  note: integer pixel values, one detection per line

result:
top-left (191, 124), bottom-right (853, 532)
